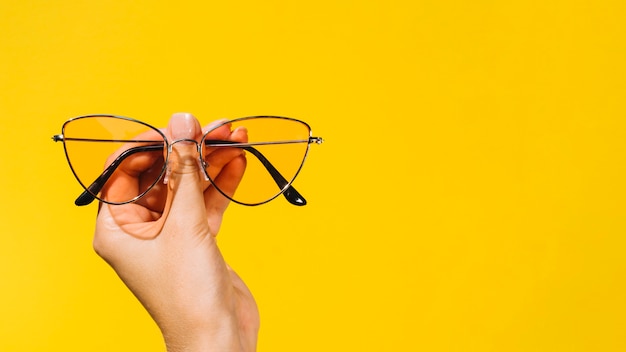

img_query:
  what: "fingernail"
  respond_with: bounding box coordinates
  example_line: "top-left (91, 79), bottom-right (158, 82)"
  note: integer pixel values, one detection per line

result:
top-left (233, 126), bottom-right (248, 134)
top-left (170, 112), bottom-right (199, 142)
top-left (202, 119), bottom-right (230, 134)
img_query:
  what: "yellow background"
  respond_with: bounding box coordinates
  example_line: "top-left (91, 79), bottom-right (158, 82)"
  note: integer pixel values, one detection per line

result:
top-left (1, 1), bottom-right (625, 351)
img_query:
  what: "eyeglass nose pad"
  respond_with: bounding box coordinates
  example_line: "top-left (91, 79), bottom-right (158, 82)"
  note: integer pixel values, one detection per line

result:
top-left (198, 157), bottom-right (210, 181)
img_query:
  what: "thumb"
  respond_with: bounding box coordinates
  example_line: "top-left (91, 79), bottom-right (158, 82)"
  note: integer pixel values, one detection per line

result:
top-left (163, 112), bottom-right (211, 235)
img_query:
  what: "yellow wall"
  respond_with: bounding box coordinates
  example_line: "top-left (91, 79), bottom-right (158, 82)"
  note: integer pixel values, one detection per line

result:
top-left (1, 1), bottom-right (625, 351)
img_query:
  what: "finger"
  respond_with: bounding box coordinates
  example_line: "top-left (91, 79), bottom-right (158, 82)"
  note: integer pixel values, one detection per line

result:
top-left (202, 122), bottom-right (241, 179)
top-left (208, 125), bottom-right (248, 195)
top-left (205, 154), bottom-right (247, 232)
top-left (204, 125), bottom-right (247, 165)
top-left (162, 112), bottom-right (212, 236)
top-left (204, 126), bottom-right (248, 221)
top-left (100, 128), bottom-right (166, 205)
top-left (202, 119), bottom-right (230, 136)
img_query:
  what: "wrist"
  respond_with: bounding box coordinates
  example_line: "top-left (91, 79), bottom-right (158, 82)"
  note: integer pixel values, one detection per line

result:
top-left (162, 316), bottom-right (244, 352)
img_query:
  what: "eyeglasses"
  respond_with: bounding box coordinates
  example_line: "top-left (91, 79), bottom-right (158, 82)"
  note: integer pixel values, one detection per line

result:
top-left (52, 115), bottom-right (323, 207)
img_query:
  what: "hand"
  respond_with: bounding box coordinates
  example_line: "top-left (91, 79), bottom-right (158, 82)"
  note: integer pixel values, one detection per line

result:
top-left (92, 113), bottom-right (260, 351)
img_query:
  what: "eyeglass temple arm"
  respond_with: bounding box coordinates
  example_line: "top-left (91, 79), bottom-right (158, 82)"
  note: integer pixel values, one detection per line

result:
top-left (75, 142), bottom-right (307, 206)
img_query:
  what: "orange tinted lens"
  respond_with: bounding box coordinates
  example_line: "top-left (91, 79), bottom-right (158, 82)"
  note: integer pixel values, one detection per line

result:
top-left (62, 116), bottom-right (167, 204)
top-left (202, 117), bottom-right (311, 205)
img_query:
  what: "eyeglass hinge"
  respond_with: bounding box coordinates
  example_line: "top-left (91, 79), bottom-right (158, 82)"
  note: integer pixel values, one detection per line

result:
top-left (52, 134), bottom-right (64, 142)
top-left (310, 136), bottom-right (324, 144)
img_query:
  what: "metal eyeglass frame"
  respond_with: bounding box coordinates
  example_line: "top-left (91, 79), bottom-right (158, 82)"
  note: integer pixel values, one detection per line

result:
top-left (52, 115), bottom-right (323, 206)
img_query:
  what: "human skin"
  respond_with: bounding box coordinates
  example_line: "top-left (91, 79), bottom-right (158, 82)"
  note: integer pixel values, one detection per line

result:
top-left (92, 113), bottom-right (260, 351)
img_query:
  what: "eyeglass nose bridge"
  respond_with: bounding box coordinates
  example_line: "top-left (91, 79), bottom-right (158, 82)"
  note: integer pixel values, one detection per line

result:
top-left (163, 138), bottom-right (210, 184)
top-left (169, 137), bottom-right (202, 147)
